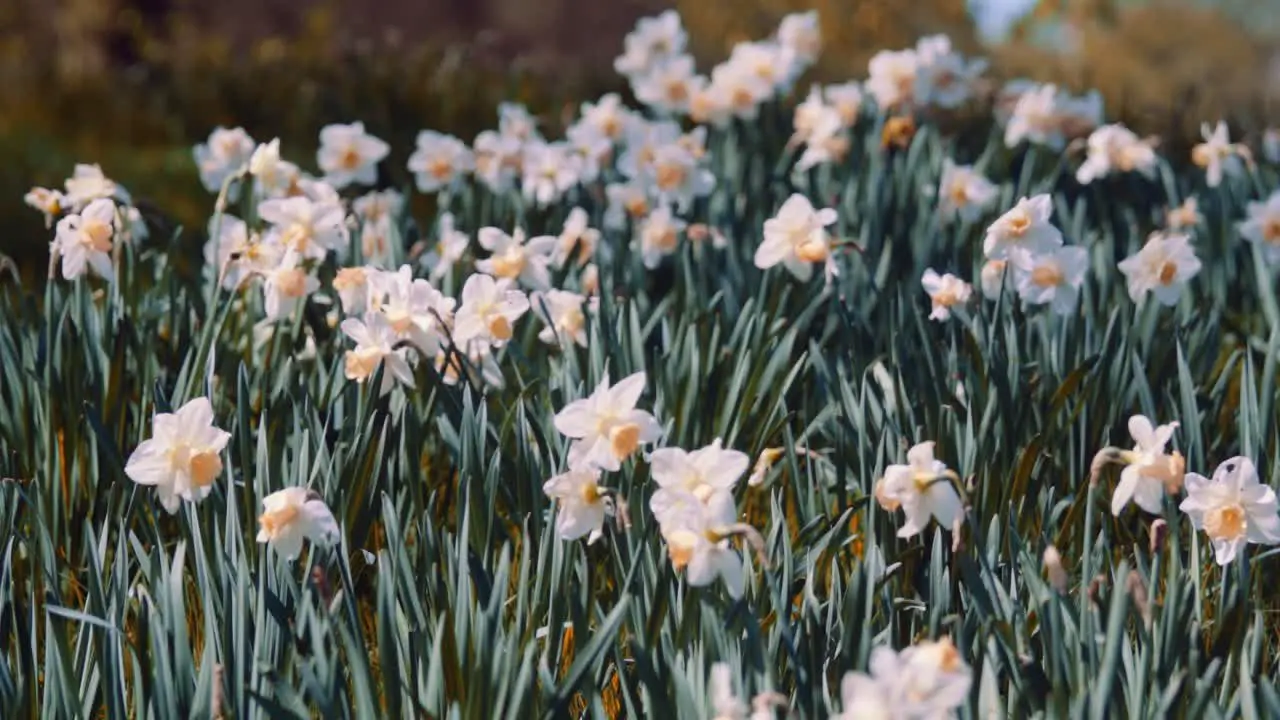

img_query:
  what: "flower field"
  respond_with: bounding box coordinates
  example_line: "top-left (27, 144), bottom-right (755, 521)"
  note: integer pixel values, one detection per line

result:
top-left (7, 9), bottom-right (1280, 718)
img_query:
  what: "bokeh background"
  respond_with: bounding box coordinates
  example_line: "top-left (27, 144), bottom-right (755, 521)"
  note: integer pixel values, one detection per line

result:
top-left (3, 0), bottom-right (1280, 270)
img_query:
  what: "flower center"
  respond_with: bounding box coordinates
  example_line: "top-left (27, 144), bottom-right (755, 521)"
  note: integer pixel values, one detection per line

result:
top-left (80, 218), bottom-right (114, 252)
top-left (1263, 219), bottom-right (1280, 244)
top-left (276, 268), bottom-right (309, 297)
top-left (655, 162), bottom-right (686, 191)
top-left (333, 267), bottom-right (366, 291)
top-left (580, 482), bottom-right (601, 504)
top-left (948, 180), bottom-right (970, 205)
top-left (490, 248), bottom-right (526, 279)
top-left (259, 504), bottom-right (300, 538)
top-left (345, 347), bottom-right (385, 381)
top-left (665, 80), bottom-right (689, 103)
top-left (608, 422), bottom-right (642, 460)
top-left (1157, 260), bottom-right (1178, 286)
top-left (874, 479), bottom-right (901, 511)
top-left (385, 309), bottom-right (414, 334)
top-left (1204, 503), bottom-right (1247, 542)
top-left (487, 314), bottom-right (513, 341)
top-left (558, 308), bottom-right (585, 335)
top-left (731, 87), bottom-right (755, 110)
top-left (189, 451), bottom-right (222, 488)
top-left (1006, 212), bottom-right (1031, 236)
top-left (666, 530), bottom-right (697, 570)
top-left (624, 197), bottom-right (650, 219)
top-left (339, 147), bottom-right (362, 171)
top-left (796, 238), bottom-right (829, 263)
top-left (932, 289), bottom-right (959, 308)
top-left (429, 157), bottom-right (454, 181)
top-left (282, 224), bottom-right (312, 253)
top-left (1031, 263), bottom-right (1063, 288)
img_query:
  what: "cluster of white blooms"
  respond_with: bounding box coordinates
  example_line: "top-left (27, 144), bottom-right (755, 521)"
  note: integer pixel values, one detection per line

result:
top-left (1002, 82), bottom-right (1103, 151)
top-left (980, 194), bottom-right (1088, 316)
top-left (1096, 415), bottom-right (1280, 566)
top-left (27, 164), bottom-right (148, 281)
top-left (617, 11), bottom-right (818, 128)
top-left (865, 34), bottom-right (987, 112)
top-left (790, 83), bottom-right (863, 170)
top-left (124, 397), bottom-right (338, 559)
top-left (1076, 124), bottom-right (1158, 185)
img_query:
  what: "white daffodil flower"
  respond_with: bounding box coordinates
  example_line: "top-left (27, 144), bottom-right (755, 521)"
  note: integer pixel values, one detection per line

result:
top-left (341, 311), bottom-right (417, 394)
top-left (125, 397), bottom-right (231, 514)
top-left (316, 121), bottom-right (389, 189)
top-left (542, 467), bottom-right (613, 544)
top-left (408, 131), bottom-right (475, 194)
top-left (1012, 245), bottom-right (1089, 316)
top-left (834, 639), bottom-right (972, 720)
top-left (256, 487), bottom-right (340, 560)
top-left (983, 195), bottom-right (1064, 261)
top-left (553, 371), bottom-right (663, 471)
top-left (1238, 190), bottom-right (1280, 265)
top-left (475, 226), bottom-right (557, 290)
top-left (1103, 415), bottom-right (1185, 516)
top-left (921, 270), bottom-right (973, 322)
top-left (874, 441), bottom-right (964, 539)
top-left (1180, 457), bottom-right (1280, 566)
top-left (452, 273), bottom-right (530, 350)
top-left (1117, 232), bottom-right (1201, 307)
top-left (755, 193), bottom-right (838, 282)
top-left (53, 197), bottom-right (117, 281)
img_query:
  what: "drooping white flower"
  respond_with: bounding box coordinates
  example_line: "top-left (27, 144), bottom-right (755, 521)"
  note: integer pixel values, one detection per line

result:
top-left (542, 467), bottom-right (612, 544)
top-left (452, 273), bottom-right (529, 350)
top-left (834, 639), bottom-right (972, 720)
top-left (316, 122), bottom-right (389, 189)
top-left (532, 289), bottom-right (593, 349)
top-left (937, 159), bottom-right (998, 224)
top-left (1076, 124), bottom-right (1158, 185)
top-left (637, 204), bottom-right (686, 270)
top-left (1116, 231), bottom-right (1201, 307)
top-left (1238, 190), bottom-right (1280, 265)
top-left (1192, 121), bottom-right (1247, 188)
top-left (475, 227), bottom-right (556, 290)
top-left (1012, 245), bottom-right (1089, 316)
top-left (1180, 457), bottom-right (1280, 565)
top-left (423, 212), bottom-right (470, 281)
top-left (983, 195), bottom-right (1064, 261)
top-left (124, 397), bottom-right (231, 514)
top-left (193, 126), bottom-right (254, 194)
top-left (256, 487), bottom-right (340, 560)
top-left (53, 197), bottom-right (116, 281)
top-left (553, 371), bottom-right (663, 471)
top-left (1109, 415), bottom-right (1185, 516)
top-left (553, 207), bottom-right (600, 269)
top-left (659, 490), bottom-right (748, 598)
top-left (921, 270), bottom-right (972, 322)
top-left (873, 441), bottom-right (964, 538)
top-left (755, 194), bottom-right (837, 281)
top-left (522, 142), bottom-right (582, 207)
top-left (979, 259), bottom-right (1007, 300)
top-left (258, 195), bottom-right (348, 261)
top-left (24, 187), bottom-right (65, 226)
top-left (408, 131), bottom-right (475, 194)
top-left (341, 311), bottom-right (417, 394)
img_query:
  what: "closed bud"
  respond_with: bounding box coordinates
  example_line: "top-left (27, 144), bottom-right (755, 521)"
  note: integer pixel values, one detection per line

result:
top-left (1043, 545), bottom-right (1068, 593)
top-left (1149, 519), bottom-right (1168, 554)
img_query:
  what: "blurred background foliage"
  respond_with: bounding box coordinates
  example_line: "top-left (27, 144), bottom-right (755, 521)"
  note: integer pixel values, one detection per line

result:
top-left (1, 0), bottom-right (1278, 270)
